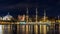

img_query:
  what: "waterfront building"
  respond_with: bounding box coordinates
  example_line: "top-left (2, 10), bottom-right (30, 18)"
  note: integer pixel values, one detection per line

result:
top-left (3, 12), bottom-right (13, 20)
top-left (0, 8), bottom-right (59, 34)
top-left (18, 15), bottom-right (25, 21)
top-left (0, 17), bottom-right (3, 20)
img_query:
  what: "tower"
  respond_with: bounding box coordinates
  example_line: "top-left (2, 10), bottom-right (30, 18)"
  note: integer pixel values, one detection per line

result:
top-left (43, 9), bottom-right (46, 22)
top-left (36, 8), bottom-right (38, 23)
top-left (58, 15), bottom-right (59, 20)
top-left (26, 8), bottom-right (29, 22)
top-left (7, 12), bottom-right (9, 15)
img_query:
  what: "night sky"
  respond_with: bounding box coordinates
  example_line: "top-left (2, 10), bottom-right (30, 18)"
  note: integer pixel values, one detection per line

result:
top-left (0, 0), bottom-right (59, 17)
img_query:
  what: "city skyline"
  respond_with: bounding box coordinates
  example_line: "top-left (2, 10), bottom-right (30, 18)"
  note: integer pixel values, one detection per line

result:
top-left (0, 0), bottom-right (59, 34)
top-left (0, 8), bottom-right (59, 17)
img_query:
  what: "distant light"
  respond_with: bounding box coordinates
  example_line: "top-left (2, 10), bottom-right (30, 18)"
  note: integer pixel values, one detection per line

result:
top-left (20, 21), bottom-right (26, 24)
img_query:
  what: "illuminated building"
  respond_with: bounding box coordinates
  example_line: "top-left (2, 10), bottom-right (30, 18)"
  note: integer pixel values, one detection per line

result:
top-left (18, 15), bottom-right (22, 21)
top-left (21, 15), bottom-right (25, 21)
top-left (0, 8), bottom-right (59, 34)
top-left (0, 17), bottom-right (3, 20)
top-left (18, 15), bottom-right (25, 21)
top-left (3, 12), bottom-right (13, 20)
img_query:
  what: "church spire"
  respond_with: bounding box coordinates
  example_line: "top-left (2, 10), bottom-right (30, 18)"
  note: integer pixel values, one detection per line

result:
top-left (58, 15), bottom-right (59, 20)
top-left (7, 12), bottom-right (10, 15)
top-left (44, 9), bottom-right (46, 21)
top-left (26, 8), bottom-right (29, 22)
top-left (36, 8), bottom-right (38, 23)
top-left (27, 8), bottom-right (28, 15)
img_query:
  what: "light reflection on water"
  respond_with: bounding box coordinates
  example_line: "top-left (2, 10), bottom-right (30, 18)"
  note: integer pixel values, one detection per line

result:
top-left (0, 25), bottom-right (48, 34)
top-left (0, 25), bottom-right (3, 34)
top-left (0, 24), bottom-right (58, 34)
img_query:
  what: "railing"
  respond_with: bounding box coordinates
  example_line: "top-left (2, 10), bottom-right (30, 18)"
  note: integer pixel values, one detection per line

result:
top-left (0, 22), bottom-right (60, 34)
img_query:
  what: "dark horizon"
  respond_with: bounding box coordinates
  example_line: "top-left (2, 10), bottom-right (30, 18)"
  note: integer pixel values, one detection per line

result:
top-left (0, 0), bottom-right (59, 17)
top-left (0, 8), bottom-right (59, 17)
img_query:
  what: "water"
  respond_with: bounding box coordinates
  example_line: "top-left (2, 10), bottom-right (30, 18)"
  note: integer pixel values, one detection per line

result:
top-left (0, 25), bottom-right (3, 34)
top-left (0, 23), bottom-right (59, 34)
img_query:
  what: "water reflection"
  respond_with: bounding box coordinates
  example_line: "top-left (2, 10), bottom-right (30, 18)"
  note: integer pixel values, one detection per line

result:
top-left (0, 25), bottom-right (3, 34)
top-left (0, 23), bottom-right (59, 34)
top-left (0, 24), bottom-right (48, 34)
